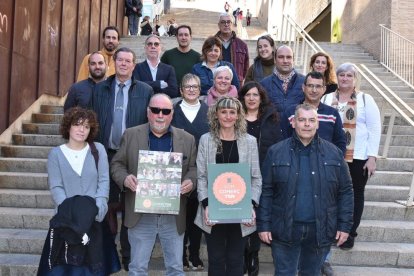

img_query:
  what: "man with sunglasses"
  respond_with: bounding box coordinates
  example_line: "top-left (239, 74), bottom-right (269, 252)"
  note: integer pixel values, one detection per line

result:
top-left (111, 93), bottom-right (197, 275)
top-left (89, 47), bottom-right (154, 271)
top-left (215, 13), bottom-right (249, 85)
top-left (133, 35), bottom-right (179, 98)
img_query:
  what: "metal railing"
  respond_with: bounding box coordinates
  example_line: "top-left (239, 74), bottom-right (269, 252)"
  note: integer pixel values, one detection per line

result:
top-left (380, 24), bottom-right (414, 90)
top-left (279, 15), bottom-right (414, 207)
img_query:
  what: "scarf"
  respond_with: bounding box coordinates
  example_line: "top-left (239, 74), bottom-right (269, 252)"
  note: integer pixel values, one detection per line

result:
top-left (206, 85), bottom-right (238, 106)
top-left (275, 69), bottom-right (295, 93)
top-left (330, 90), bottom-right (358, 162)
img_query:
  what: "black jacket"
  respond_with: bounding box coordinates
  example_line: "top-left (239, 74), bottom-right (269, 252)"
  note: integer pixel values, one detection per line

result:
top-left (90, 75), bottom-right (153, 149)
top-left (257, 133), bottom-right (354, 247)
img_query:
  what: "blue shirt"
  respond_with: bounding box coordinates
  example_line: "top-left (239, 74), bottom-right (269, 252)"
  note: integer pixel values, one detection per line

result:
top-left (149, 128), bottom-right (173, 152)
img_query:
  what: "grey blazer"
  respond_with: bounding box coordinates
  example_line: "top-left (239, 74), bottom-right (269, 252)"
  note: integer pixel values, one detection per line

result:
top-left (110, 123), bottom-right (197, 235)
top-left (194, 133), bottom-right (262, 237)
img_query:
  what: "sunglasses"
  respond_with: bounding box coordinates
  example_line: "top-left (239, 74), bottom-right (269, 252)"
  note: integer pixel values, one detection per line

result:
top-left (149, 106), bottom-right (172, 115)
top-left (146, 42), bottom-right (160, 47)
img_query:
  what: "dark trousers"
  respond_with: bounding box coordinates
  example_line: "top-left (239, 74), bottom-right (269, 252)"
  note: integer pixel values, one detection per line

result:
top-left (107, 149), bottom-right (130, 264)
top-left (347, 159), bottom-right (369, 237)
top-left (271, 223), bottom-right (330, 276)
top-left (205, 223), bottom-right (247, 276)
top-left (128, 14), bottom-right (139, 35)
top-left (183, 197), bottom-right (202, 258)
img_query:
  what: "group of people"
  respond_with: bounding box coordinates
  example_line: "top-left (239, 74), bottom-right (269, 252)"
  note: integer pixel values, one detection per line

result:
top-left (42, 10), bottom-right (381, 276)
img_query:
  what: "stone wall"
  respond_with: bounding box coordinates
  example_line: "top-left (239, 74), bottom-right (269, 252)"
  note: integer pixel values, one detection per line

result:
top-left (295, 0), bottom-right (331, 28)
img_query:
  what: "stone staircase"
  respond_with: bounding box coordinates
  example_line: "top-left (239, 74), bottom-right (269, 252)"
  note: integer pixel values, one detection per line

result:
top-left (1, 6), bottom-right (414, 276)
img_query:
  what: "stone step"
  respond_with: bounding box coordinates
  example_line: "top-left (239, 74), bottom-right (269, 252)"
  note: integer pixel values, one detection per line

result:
top-left (376, 158), bottom-right (414, 172)
top-left (0, 189), bottom-right (53, 208)
top-left (332, 266), bottom-right (414, 276)
top-left (365, 185), bottom-right (409, 202)
top-left (379, 145), bottom-right (414, 158)
top-left (369, 171), bottom-right (412, 186)
top-left (358, 220), bottom-right (414, 243)
top-left (0, 158), bottom-right (47, 173)
top-left (12, 134), bottom-right (65, 147)
top-left (0, 228), bottom-right (46, 255)
top-left (32, 113), bottom-right (63, 124)
top-left (22, 123), bottom-right (60, 135)
top-left (1, 145), bottom-right (52, 159)
top-left (0, 172), bottom-right (48, 190)
top-left (380, 134), bottom-right (414, 146)
top-left (40, 105), bottom-right (63, 115)
top-left (330, 241), bottom-right (414, 268)
top-left (383, 125), bottom-right (414, 135)
top-left (0, 207), bottom-right (53, 230)
top-left (362, 201), bottom-right (414, 221)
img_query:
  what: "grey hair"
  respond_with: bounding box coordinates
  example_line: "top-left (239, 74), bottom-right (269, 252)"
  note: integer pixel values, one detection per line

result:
top-left (149, 93), bottom-right (173, 107)
top-left (294, 103), bottom-right (318, 118)
top-left (213, 65), bottom-right (233, 81)
top-left (144, 34), bottom-right (161, 44)
top-left (181, 73), bottom-right (201, 88)
top-left (218, 13), bottom-right (233, 23)
top-left (336, 62), bottom-right (360, 89)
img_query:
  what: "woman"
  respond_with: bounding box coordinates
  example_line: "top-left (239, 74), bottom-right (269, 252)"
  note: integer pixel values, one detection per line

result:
top-left (195, 96), bottom-right (262, 275)
top-left (245, 35), bottom-right (275, 83)
top-left (171, 74), bottom-right (209, 271)
top-left (192, 36), bottom-right (240, 95)
top-left (238, 81), bottom-right (282, 275)
top-left (310, 52), bottom-right (337, 94)
top-left (38, 107), bottom-right (120, 275)
top-left (206, 66), bottom-right (238, 106)
top-left (322, 63), bottom-right (381, 249)
top-left (140, 16), bottom-right (153, 35)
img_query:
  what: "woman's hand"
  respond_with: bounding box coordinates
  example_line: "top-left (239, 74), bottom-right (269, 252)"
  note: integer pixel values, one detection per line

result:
top-left (243, 208), bottom-right (256, 227)
top-left (363, 156), bottom-right (376, 178)
top-left (204, 206), bottom-right (215, 226)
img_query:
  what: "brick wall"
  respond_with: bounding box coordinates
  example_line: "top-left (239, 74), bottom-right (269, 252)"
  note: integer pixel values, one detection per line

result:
top-left (391, 0), bottom-right (414, 41)
top-left (340, 0), bottom-right (391, 59)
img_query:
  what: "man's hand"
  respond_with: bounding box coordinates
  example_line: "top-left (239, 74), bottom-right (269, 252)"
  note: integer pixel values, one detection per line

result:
top-left (124, 174), bottom-right (138, 192)
top-left (180, 179), bottom-right (193, 195)
top-left (336, 231), bottom-right (349, 246)
top-left (258, 231), bottom-right (272, 244)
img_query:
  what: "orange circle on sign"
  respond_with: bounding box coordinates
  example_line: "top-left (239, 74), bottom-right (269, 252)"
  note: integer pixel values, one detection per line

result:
top-left (143, 199), bottom-right (152, 208)
top-left (212, 172), bottom-right (246, 205)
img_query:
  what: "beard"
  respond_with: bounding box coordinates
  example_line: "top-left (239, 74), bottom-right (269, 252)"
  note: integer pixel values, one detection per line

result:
top-left (150, 120), bottom-right (168, 134)
top-left (90, 69), bottom-right (106, 80)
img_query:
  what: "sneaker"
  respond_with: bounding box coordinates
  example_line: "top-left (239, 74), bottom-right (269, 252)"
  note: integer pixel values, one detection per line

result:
top-left (321, 261), bottom-right (334, 276)
top-left (189, 256), bottom-right (204, 271)
top-left (339, 235), bottom-right (354, 250)
top-left (183, 257), bottom-right (190, 271)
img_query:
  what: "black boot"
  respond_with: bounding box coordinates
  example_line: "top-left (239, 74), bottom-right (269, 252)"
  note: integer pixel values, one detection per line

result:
top-left (247, 251), bottom-right (259, 276)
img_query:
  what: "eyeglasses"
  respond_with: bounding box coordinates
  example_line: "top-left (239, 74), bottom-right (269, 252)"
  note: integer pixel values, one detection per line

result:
top-left (183, 85), bottom-right (199, 91)
top-left (220, 20), bottom-right (232, 25)
top-left (305, 84), bottom-right (325, 90)
top-left (149, 106), bottom-right (172, 115)
top-left (146, 42), bottom-right (160, 47)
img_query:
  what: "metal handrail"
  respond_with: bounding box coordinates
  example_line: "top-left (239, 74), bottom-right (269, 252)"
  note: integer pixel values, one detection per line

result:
top-left (280, 15), bottom-right (414, 207)
top-left (380, 24), bottom-right (414, 89)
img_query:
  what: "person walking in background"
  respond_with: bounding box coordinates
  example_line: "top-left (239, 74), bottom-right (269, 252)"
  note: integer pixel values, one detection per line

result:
top-left (238, 81), bottom-right (282, 275)
top-left (245, 35), bottom-right (275, 83)
top-left (224, 1), bottom-right (231, 13)
top-left (309, 52), bottom-right (338, 94)
top-left (232, 8), bottom-right (240, 26)
top-left (246, 9), bottom-right (252, 26)
top-left (125, 0), bottom-right (143, 36)
top-left (172, 74), bottom-right (209, 271)
top-left (195, 97), bottom-right (262, 276)
top-left (322, 62), bottom-right (381, 250)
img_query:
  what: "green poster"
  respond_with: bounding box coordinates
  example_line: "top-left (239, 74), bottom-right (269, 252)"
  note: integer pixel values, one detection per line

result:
top-left (207, 163), bottom-right (252, 223)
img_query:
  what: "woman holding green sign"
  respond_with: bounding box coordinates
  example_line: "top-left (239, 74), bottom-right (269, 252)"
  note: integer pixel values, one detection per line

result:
top-left (194, 96), bottom-right (262, 275)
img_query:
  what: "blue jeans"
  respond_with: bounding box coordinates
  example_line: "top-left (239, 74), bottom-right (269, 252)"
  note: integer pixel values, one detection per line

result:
top-left (128, 214), bottom-right (184, 276)
top-left (128, 13), bottom-right (139, 35)
top-left (271, 223), bottom-right (330, 276)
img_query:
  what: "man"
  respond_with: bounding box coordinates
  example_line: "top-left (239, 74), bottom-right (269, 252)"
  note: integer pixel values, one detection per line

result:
top-left (161, 25), bottom-right (201, 88)
top-left (64, 51), bottom-right (107, 111)
top-left (281, 71), bottom-right (346, 155)
top-left (77, 26), bottom-right (120, 81)
top-left (215, 13), bottom-right (249, 84)
top-left (133, 35), bottom-right (179, 98)
top-left (246, 9), bottom-right (252, 26)
top-left (257, 103), bottom-right (354, 276)
top-left (90, 47), bottom-right (153, 270)
top-left (260, 45), bottom-right (305, 113)
top-left (111, 93), bottom-right (197, 275)
top-left (125, 0), bottom-right (143, 36)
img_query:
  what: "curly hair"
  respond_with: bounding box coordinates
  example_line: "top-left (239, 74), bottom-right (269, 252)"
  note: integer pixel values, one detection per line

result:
top-left (309, 52), bottom-right (337, 85)
top-left (238, 81), bottom-right (278, 123)
top-left (207, 96), bottom-right (246, 153)
top-left (60, 107), bottom-right (99, 143)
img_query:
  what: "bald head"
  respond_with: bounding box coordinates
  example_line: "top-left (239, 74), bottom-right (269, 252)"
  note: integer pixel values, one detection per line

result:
top-left (275, 45), bottom-right (294, 75)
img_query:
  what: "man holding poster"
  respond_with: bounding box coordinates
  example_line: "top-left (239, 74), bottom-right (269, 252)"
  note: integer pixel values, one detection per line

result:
top-left (111, 93), bottom-right (197, 275)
